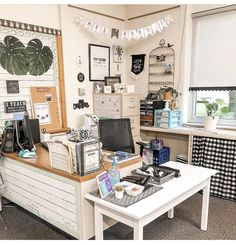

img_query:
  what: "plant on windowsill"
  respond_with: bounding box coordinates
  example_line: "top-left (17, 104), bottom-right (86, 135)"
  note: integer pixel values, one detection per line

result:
top-left (204, 101), bottom-right (219, 131)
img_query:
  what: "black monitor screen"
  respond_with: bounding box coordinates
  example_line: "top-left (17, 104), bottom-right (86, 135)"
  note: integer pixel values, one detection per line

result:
top-left (98, 118), bottom-right (134, 153)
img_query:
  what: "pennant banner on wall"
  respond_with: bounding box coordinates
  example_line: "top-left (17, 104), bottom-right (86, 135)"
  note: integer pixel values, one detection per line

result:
top-left (75, 14), bottom-right (174, 41)
top-left (131, 54), bottom-right (146, 75)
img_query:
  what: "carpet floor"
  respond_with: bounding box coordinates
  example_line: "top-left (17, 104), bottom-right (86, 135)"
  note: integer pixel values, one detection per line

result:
top-left (0, 193), bottom-right (235, 240)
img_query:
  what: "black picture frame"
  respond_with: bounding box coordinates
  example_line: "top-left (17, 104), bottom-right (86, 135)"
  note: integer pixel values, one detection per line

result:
top-left (104, 76), bottom-right (121, 93)
top-left (89, 44), bottom-right (110, 81)
top-left (6, 80), bottom-right (19, 94)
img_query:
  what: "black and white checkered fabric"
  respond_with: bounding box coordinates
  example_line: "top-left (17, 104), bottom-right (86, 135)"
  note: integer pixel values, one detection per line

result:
top-left (192, 136), bottom-right (236, 201)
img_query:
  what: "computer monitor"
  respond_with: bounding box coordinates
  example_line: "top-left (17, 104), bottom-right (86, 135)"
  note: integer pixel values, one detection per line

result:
top-left (15, 111), bottom-right (35, 151)
top-left (98, 118), bottom-right (135, 153)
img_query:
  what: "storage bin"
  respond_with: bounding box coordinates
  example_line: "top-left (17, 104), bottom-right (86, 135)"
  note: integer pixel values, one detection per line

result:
top-left (154, 109), bottom-right (182, 128)
top-left (153, 147), bottom-right (170, 165)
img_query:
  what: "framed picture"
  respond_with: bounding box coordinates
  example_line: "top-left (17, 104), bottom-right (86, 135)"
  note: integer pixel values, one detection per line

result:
top-left (89, 44), bottom-right (110, 81)
top-left (78, 139), bottom-right (101, 176)
top-left (104, 76), bottom-right (121, 93)
top-left (113, 45), bottom-right (124, 63)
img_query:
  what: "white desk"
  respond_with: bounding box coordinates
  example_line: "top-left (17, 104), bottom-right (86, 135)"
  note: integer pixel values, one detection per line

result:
top-left (85, 161), bottom-right (218, 240)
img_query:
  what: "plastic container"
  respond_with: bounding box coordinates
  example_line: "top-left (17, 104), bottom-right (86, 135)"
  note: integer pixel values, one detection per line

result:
top-left (153, 147), bottom-right (170, 165)
top-left (108, 156), bottom-right (120, 186)
top-left (154, 109), bottom-right (182, 128)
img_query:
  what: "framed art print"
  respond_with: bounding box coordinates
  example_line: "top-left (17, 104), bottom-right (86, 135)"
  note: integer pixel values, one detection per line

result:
top-left (104, 76), bottom-right (121, 93)
top-left (89, 44), bottom-right (110, 81)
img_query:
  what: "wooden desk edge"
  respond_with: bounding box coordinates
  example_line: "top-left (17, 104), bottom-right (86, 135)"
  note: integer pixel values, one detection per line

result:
top-left (2, 145), bottom-right (143, 183)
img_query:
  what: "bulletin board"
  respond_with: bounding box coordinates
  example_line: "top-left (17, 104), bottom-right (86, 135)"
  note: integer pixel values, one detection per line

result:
top-left (30, 87), bottom-right (60, 131)
top-left (0, 18), bottom-right (68, 133)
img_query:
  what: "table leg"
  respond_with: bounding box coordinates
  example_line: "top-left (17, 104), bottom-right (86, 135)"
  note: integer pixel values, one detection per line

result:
top-left (94, 204), bottom-right (103, 240)
top-left (168, 208), bottom-right (174, 219)
top-left (133, 222), bottom-right (143, 240)
top-left (201, 178), bottom-right (211, 231)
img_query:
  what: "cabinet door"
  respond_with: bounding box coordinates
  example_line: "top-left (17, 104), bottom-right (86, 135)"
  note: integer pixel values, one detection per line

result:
top-left (122, 94), bottom-right (140, 116)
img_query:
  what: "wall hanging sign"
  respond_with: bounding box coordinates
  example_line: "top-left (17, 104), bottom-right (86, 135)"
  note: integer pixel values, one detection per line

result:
top-left (77, 72), bottom-right (85, 82)
top-left (89, 44), bottom-right (110, 81)
top-left (131, 54), bottom-right (146, 75)
top-left (4, 100), bottom-right (26, 113)
top-left (75, 14), bottom-right (174, 41)
top-left (6, 80), bottom-right (19, 93)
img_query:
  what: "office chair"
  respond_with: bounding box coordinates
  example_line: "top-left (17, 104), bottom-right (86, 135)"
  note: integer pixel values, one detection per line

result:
top-left (0, 173), bottom-right (7, 229)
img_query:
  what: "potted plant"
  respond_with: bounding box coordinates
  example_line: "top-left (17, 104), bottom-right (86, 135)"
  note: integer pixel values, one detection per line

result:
top-left (156, 86), bottom-right (178, 100)
top-left (204, 101), bottom-right (219, 131)
top-left (114, 184), bottom-right (124, 199)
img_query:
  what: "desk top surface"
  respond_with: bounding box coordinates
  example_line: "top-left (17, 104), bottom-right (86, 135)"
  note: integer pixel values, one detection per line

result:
top-left (3, 144), bottom-right (142, 183)
top-left (85, 161), bottom-right (218, 219)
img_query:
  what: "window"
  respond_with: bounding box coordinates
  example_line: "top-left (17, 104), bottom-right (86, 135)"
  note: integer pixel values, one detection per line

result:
top-left (189, 7), bottom-right (236, 126)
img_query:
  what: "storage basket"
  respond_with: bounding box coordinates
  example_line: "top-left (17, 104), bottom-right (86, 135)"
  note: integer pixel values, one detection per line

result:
top-left (153, 147), bottom-right (170, 165)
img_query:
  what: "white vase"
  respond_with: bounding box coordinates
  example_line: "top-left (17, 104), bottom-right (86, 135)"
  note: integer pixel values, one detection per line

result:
top-left (204, 116), bottom-right (219, 131)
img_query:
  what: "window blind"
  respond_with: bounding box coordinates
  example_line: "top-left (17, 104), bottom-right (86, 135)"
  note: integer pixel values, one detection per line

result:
top-left (190, 9), bottom-right (236, 90)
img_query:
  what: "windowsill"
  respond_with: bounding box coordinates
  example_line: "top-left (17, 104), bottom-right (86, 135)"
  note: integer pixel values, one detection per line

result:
top-left (184, 122), bottom-right (236, 131)
top-left (140, 124), bottom-right (236, 141)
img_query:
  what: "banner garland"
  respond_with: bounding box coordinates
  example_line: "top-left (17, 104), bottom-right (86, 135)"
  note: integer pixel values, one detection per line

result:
top-left (75, 15), bottom-right (174, 41)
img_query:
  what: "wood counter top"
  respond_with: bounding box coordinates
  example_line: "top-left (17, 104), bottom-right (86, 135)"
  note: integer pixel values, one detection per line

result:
top-left (2, 144), bottom-right (142, 183)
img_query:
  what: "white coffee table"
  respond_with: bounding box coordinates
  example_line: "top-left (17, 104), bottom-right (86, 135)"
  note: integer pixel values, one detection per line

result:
top-left (84, 161), bottom-right (218, 240)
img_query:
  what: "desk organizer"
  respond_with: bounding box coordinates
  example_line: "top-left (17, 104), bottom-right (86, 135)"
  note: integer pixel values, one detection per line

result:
top-left (154, 109), bottom-right (182, 128)
top-left (153, 147), bottom-right (170, 165)
top-left (90, 185), bottom-right (162, 207)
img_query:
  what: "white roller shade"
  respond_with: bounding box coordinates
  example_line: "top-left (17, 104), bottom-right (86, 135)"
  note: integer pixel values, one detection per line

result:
top-left (190, 9), bottom-right (236, 88)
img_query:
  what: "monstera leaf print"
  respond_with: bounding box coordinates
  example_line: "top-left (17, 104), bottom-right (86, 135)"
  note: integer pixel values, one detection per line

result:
top-left (0, 35), bottom-right (28, 75)
top-left (25, 39), bottom-right (53, 76)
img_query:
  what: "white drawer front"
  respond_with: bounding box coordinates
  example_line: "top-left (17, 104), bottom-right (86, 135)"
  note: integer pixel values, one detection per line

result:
top-left (122, 95), bottom-right (140, 116)
top-left (94, 108), bottom-right (121, 118)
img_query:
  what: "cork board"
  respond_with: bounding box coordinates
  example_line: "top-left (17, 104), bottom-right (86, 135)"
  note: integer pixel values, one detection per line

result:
top-left (30, 87), bottom-right (60, 131)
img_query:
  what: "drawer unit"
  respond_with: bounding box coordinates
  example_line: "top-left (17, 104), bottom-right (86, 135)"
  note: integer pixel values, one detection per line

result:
top-left (154, 110), bottom-right (182, 128)
top-left (129, 115), bottom-right (140, 137)
top-left (122, 94), bottom-right (140, 117)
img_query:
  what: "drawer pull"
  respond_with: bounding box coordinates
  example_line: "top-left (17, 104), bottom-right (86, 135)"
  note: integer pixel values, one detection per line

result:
top-left (130, 119), bottom-right (134, 123)
top-left (131, 127), bottom-right (135, 130)
top-left (129, 98), bottom-right (135, 102)
top-left (129, 105), bottom-right (135, 108)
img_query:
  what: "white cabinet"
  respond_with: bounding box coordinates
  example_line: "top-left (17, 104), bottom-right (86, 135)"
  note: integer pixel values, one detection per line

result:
top-left (94, 93), bottom-right (140, 152)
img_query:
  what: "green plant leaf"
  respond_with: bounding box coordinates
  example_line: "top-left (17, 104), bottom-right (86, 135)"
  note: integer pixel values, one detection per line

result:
top-left (25, 39), bottom-right (53, 76)
top-left (0, 35), bottom-right (28, 75)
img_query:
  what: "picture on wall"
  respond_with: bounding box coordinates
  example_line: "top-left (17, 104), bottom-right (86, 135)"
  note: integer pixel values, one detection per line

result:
top-left (104, 76), bottom-right (121, 93)
top-left (113, 45), bottom-right (123, 63)
top-left (89, 44), bottom-right (110, 81)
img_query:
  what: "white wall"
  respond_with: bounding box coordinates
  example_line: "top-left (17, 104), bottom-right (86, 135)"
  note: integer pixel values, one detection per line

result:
top-left (0, 4), bottom-right (60, 29)
top-left (59, 5), bottom-right (126, 128)
top-left (124, 5), bottom-right (184, 100)
top-left (0, 4), bottom-right (230, 129)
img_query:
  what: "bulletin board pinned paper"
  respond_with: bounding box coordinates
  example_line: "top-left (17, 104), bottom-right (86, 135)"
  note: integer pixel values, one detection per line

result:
top-left (30, 87), bottom-right (61, 131)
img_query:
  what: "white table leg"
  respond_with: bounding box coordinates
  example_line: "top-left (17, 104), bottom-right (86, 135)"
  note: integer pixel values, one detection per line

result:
top-left (94, 204), bottom-right (103, 240)
top-left (168, 208), bottom-right (174, 219)
top-left (133, 222), bottom-right (143, 240)
top-left (201, 178), bottom-right (211, 231)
